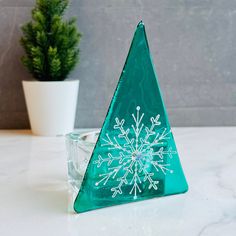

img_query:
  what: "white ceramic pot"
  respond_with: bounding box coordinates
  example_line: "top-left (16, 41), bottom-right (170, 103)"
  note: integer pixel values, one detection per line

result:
top-left (22, 80), bottom-right (79, 136)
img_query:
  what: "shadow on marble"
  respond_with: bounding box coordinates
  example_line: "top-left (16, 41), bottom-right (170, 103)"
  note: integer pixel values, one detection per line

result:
top-left (26, 184), bottom-right (68, 214)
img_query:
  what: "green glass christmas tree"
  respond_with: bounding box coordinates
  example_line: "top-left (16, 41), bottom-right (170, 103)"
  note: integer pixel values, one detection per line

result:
top-left (74, 21), bottom-right (188, 213)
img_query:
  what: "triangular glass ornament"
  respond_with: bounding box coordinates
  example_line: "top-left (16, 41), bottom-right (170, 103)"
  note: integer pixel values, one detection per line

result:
top-left (74, 21), bottom-right (188, 213)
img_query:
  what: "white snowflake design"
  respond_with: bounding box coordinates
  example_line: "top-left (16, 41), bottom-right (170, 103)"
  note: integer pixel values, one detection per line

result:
top-left (93, 106), bottom-right (177, 198)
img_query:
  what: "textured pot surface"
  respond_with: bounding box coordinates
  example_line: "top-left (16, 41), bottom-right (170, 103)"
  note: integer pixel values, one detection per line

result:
top-left (22, 80), bottom-right (79, 136)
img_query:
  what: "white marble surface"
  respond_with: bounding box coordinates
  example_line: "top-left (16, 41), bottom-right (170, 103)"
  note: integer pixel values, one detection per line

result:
top-left (0, 128), bottom-right (236, 236)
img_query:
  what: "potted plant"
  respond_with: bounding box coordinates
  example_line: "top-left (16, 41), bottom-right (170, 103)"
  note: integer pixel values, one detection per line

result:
top-left (20, 0), bottom-right (81, 136)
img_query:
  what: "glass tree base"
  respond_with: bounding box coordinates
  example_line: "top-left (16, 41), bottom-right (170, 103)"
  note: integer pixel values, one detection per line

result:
top-left (66, 130), bottom-right (99, 192)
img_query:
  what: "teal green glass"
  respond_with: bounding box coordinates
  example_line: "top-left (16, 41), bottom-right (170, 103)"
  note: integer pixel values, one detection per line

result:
top-left (74, 21), bottom-right (188, 213)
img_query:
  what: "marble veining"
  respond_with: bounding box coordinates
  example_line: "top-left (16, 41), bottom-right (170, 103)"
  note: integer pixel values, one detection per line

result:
top-left (0, 128), bottom-right (236, 236)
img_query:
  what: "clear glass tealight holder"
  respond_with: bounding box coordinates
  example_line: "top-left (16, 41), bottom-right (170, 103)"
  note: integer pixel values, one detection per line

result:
top-left (66, 130), bottom-right (99, 192)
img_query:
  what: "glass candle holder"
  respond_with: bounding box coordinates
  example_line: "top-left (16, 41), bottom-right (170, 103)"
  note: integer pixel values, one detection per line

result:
top-left (66, 130), bottom-right (99, 192)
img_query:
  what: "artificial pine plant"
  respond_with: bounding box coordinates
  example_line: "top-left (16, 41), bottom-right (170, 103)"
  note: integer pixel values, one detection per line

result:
top-left (20, 0), bottom-right (81, 81)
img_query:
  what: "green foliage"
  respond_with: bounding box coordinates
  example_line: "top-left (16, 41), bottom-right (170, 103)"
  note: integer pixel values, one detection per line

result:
top-left (20, 0), bottom-right (82, 81)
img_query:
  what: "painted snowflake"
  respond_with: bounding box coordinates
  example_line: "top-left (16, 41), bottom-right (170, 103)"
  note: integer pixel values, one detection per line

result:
top-left (93, 106), bottom-right (177, 198)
